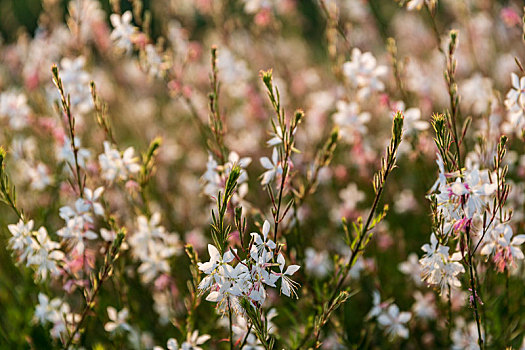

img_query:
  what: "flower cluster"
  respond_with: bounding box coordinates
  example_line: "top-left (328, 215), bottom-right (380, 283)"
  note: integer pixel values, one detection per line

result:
top-left (198, 220), bottom-right (300, 313)
top-left (8, 220), bottom-right (64, 280)
top-left (98, 141), bottom-right (141, 182)
top-left (128, 213), bottom-right (181, 283)
top-left (34, 293), bottom-right (80, 340)
top-left (1, 0), bottom-right (525, 349)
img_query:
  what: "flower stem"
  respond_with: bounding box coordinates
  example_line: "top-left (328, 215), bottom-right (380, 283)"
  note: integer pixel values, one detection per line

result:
top-left (466, 225), bottom-right (483, 349)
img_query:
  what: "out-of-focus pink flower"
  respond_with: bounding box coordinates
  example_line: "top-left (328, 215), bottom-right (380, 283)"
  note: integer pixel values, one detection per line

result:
top-left (154, 274), bottom-right (172, 290)
top-left (255, 8), bottom-right (273, 26)
top-left (500, 8), bottom-right (521, 27)
top-left (67, 249), bottom-right (96, 274)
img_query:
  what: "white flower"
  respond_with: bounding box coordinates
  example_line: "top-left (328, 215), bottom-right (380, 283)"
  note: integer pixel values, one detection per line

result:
top-left (57, 198), bottom-right (98, 253)
top-left (429, 153), bottom-right (448, 192)
top-left (110, 11), bottom-right (137, 53)
top-left (158, 331), bottom-right (210, 350)
top-left (398, 253), bottom-right (422, 285)
top-left (56, 137), bottom-right (91, 170)
top-left (377, 304), bottom-right (412, 340)
top-left (506, 73), bottom-right (525, 110)
top-left (267, 126), bottom-right (284, 147)
top-left (34, 293), bottom-right (60, 325)
top-left (34, 294), bottom-right (80, 339)
top-left (201, 152), bottom-right (251, 202)
top-left (28, 227), bottom-right (64, 280)
top-left (0, 90), bottom-right (30, 129)
top-left (182, 330), bottom-right (211, 350)
top-left (129, 213), bottom-right (179, 283)
top-left (332, 100), bottom-right (370, 143)
top-left (27, 163), bottom-right (52, 190)
top-left (137, 241), bottom-right (176, 283)
top-left (98, 141), bottom-right (141, 182)
top-left (367, 290), bottom-right (386, 319)
top-left (342, 48), bottom-right (387, 99)
top-left (251, 220), bottom-right (277, 255)
top-left (8, 219), bottom-right (35, 261)
top-left (144, 44), bottom-right (165, 77)
top-left (272, 253), bottom-right (300, 297)
top-left (391, 101), bottom-right (428, 135)
top-left (104, 307), bottom-right (132, 333)
top-left (56, 56), bottom-right (93, 114)
top-left (436, 168), bottom-right (496, 219)
top-left (198, 220), bottom-right (301, 311)
top-left (480, 222), bottom-right (525, 272)
top-left (412, 291), bottom-right (437, 320)
top-left (83, 187), bottom-right (105, 216)
top-left (260, 148), bottom-right (282, 185)
top-left (504, 73), bottom-right (525, 131)
top-left (198, 244), bottom-right (235, 276)
top-left (305, 248), bottom-right (331, 278)
top-left (419, 234), bottom-right (465, 295)
top-left (451, 318), bottom-right (484, 350)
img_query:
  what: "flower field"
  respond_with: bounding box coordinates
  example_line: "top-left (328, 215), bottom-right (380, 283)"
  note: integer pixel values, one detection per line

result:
top-left (1, 0), bottom-right (525, 349)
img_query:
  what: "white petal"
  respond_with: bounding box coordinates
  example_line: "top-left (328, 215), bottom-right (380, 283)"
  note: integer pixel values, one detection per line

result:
top-left (262, 220), bottom-right (271, 238)
top-left (260, 157), bottom-right (273, 170)
top-left (104, 322), bottom-right (117, 332)
top-left (284, 265), bottom-right (300, 276)
top-left (107, 307), bottom-right (117, 321)
top-left (207, 244), bottom-right (220, 261)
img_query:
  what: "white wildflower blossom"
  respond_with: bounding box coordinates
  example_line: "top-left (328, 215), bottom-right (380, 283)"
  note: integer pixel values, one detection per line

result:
top-left (8, 220), bottom-right (64, 280)
top-left (202, 152), bottom-right (251, 201)
top-left (57, 196), bottom-right (98, 254)
top-left (98, 141), bottom-right (141, 182)
top-left (28, 227), bottom-right (65, 280)
top-left (304, 247), bottom-right (331, 278)
top-left (55, 56), bottom-right (93, 114)
top-left (398, 252), bottom-right (422, 285)
top-left (377, 304), bottom-right (412, 340)
top-left (451, 317), bottom-right (484, 350)
top-left (34, 293), bottom-right (80, 339)
top-left (0, 90), bottom-right (30, 129)
top-left (27, 162), bottom-right (52, 190)
top-left (198, 220), bottom-right (300, 314)
top-left (154, 331), bottom-right (210, 350)
top-left (129, 213), bottom-right (180, 283)
top-left (412, 291), bottom-right (437, 320)
top-left (480, 221), bottom-right (525, 272)
top-left (504, 72), bottom-right (525, 132)
top-left (56, 137), bottom-right (91, 170)
top-left (332, 100), bottom-right (370, 143)
top-left (342, 48), bottom-right (387, 100)
top-left (104, 307), bottom-right (132, 334)
top-left (260, 147), bottom-right (282, 185)
top-left (8, 219), bottom-right (36, 262)
top-left (419, 234), bottom-right (465, 295)
top-left (110, 11), bottom-right (137, 53)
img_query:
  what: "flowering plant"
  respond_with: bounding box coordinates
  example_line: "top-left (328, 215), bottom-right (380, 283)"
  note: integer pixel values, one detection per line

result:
top-left (1, 0), bottom-right (525, 349)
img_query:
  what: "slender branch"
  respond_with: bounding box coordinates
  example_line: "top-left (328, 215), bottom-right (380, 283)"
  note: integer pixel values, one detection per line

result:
top-left (52, 65), bottom-right (85, 198)
top-left (465, 225), bottom-right (484, 349)
top-left (63, 229), bottom-right (126, 348)
top-left (0, 147), bottom-right (23, 220)
top-left (302, 113), bottom-right (403, 348)
top-left (228, 300), bottom-right (234, 350)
